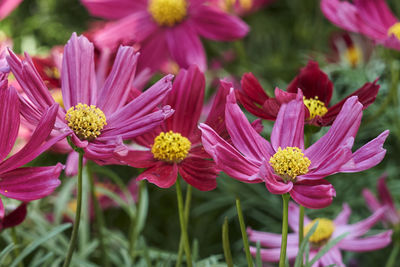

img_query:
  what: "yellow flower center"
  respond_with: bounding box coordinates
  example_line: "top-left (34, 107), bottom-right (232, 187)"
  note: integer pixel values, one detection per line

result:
top-left (51, 90), bottom-right (64, 109)
top-left (269, 147), bottom-right (311, 181)
top-left (344, 46), bottom-right (362, 67)
top-left (151, 131), bottom-right (191, 163)
top-left (149, 0), bottom-right (187, 27)
top-left (65, 103), bottom-right (107, 141)
top-left (388, 22), bottom-right (400, 40)
top-left (304, 218), bottom-right (335, 246)
top-left (239, 0), bottom-right (253, 10)
top-left (303, 96), bottom-right (328, 120)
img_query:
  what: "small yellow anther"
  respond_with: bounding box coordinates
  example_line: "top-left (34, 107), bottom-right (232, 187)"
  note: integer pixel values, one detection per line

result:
top-left (269, 147), bottom-right (311, 180)
top-left (149, 0), bottom-right (187, 27)
top-left (151, 131), bottom-right (191, 163)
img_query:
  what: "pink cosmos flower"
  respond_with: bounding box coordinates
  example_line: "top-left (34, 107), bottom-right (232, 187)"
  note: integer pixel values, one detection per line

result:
top-left (0, 0), bottom-right (22, 20)
top-left (6, 33), bottom-right (174, 168)
top-left (0, 76), bottom-right (64, 216)
top-left (363, 174), bottom-right (400, 227)
top-left (200, 90), bottom-right (388, 208)
top-left (247, 202), bottom-right (392, 266)
top-left (237, 60), bottom-right (380, 126)
top-left (321, 0), bottom-right (400, 51)
top-left (0, 202), bottom-right (27, 231)
top-left (81, 0), bottom-right (249, 72)
top-left (115, 65), bottom-right (230, 191)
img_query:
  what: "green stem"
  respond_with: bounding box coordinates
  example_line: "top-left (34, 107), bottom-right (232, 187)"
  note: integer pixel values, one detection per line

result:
top-left (11, 228), bottom-right (24, 267)
top-left (87, 163), bottom-right (109, 267)
top-left (385, 240), bottom-right (400, 267)
top-left (129, 180), bottom-right (145, 261)
top-left (63, 151), bottom-right (84, 267)
top-left (236, 198), bottom-right (253, 267)
top-left (175, 178), bottom-right (192, 267)
top-left (279, 194), bottom-right (290, 267)
top-left (176, 185), bottom-right (192, 267)
top-left (298, 205), bottom-right (305, 267)
top-left (222, 217), bottom-right (234, 267)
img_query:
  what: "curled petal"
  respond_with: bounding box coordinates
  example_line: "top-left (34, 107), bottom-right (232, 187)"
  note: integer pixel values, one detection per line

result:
top-left (290, 180), bottom-right (336, 209)
top-left (137, 162), bottom-right (177, 188)
top-left (178, 157), bottom-right (218, 191)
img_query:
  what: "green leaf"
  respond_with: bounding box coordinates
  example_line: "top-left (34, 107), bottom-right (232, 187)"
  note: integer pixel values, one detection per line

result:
top-left (294, 221), bottom-right (319, 267)
top-left (0, 243), bottom-right (15, 263)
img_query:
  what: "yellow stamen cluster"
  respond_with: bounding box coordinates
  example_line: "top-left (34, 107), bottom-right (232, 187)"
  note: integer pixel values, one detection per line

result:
top-left (344, 46), bottom-right (362, 67)
top-left (304, 218), bottom-right (335, 246)
top-left (303, 96), bottom-right (328, 120)
top-left (151, 131), bottom-right (191, 163)
top-left (149, 0), bottom-right (187, 27)
top-left (65, 103), bottom-right (107, 141)
top-left (239, 0), bottom-right (253, 11)
top-left (388, 22), bottom-right (400, 40)
top-left (51, 90), bottom-right (64, 109)
top-left (269, 147), bottom-right (311, 180)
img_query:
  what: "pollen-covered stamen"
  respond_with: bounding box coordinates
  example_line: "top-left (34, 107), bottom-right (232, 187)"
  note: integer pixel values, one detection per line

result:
top-left (303, 96), bottom-right (328, 120)
top-left (151, 131), bottom-right (191, 163)
top-left (269, 147), bottom-right (311, 181)
top-left (65, 103), bottom-right (107, 141)
top-left (149, 0), bottom-right (187, 27)
top-left (388, 22), bottom-right (400, 40)
top-left (304, 218), bottom-right (335, 247)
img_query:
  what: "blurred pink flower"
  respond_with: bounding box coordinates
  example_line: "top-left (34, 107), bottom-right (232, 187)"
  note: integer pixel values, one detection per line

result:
top-left (200, 90), bottom-right (388, 208)
top-left (0, 0), bottom-right (22, 20)
top-left (248, 202), bottom-right (392, 266)
top-left (81, 0), bottom-right (249, 72)
top-left (116, 65), bottom-right (230, 191)
top-left (209, 0), bottom-right (274, 16)
top-left (6, 33), bottom-right (174, 169)
top-left (321, 0), bottom-right (400, 51)
top-left (0, 76), bottom-right (64, 216)
top-left (0, 202), bottom-right (27, 231)
top-left (363, 174), bottom-right (400, 227)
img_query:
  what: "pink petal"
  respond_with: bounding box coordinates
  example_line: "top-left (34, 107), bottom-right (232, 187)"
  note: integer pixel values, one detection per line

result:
top-left (1, 202), bottom-right (27, 230)
top-left (137, 162), bottom-right (178, 188)
top-left (178, 156), bottom-right (218, 191)
top-left (259, 161), bottom-right (293, 194)
top-left (81, 0), bottom-right (146, 20)
top-left (340, 130), bottom-right (388, 172)
top-left (338, 230), bottom-right (393, 252)
top-left (62, 33), bottom-right (97, 109)
top-left (65, 151), bottom-right (87, 177)
top-left (290, 180), bottom-right (336, 209)
top-left (226, 90), bottom-right (274, 161)
top-left (0, 81), bottom-right (19, 162)
top-left (199, 123), bottom-right (262, 183)
top-left (320, 0), bottom-right (360, 33)
top-left (0, 105), bottom-right (67, 173)
top-left (334, 204), bottom-right (352, 226)
top-left (166, 65), bottom-right (205, 138)
top-left (191, 5), bottom-right (249, 41)
top-left (288, 201), bottom-right (311, 232)
top-left (271, 91), bottom-right (305, 150)
top-left (115, 150), bottom-right (156, 168)
top-left (305, 96), bottom-right (362, 169)
top-left (248, 228), bottom-right (298, 247)
top-left (249, 246), bottom-right (298, 262)
top-left (96, 47), bottom-right (139, 115)
top-left (319, 248), bottom-right (344, 267)
top-left (136, 29), bottom-right (169, 72)
top-left (0, 0), bottom-right (22, 20)
top-left (0, 164), bottom-right (63, 201)
top-left (362, 188), bottom-right (382, 213)
top-left (377, 175), bottom-right (398, 215)
top-left (166, 23), bottom-right (206, 71)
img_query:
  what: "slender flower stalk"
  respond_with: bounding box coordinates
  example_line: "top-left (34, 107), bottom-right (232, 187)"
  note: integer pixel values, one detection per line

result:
top-left (236, 198), bottom-right (253, 267)
top-left (11, 227), bottom-right (23, 267)
top-left (279, 194), bottom-right (290, 267)
top-left (176, 178), bottom-right (192, 267)
top-left (129, 180), bottom-right (146, 261)
top-left (298, 205), bottom-right (305, 261)
top-left (386, 240), bottom-right (400, 267)
top-left (176, 185), bottom-right (192, 267)
top-left (63, 151), bottom-right (84, 267)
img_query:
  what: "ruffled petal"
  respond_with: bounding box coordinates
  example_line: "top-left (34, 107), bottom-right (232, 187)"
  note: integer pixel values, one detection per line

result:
top-left (178, 156), bottom-right (218, 191)
top-left (290, 180), bottom-right (336, 209)
top-left (166, 65), bottom-right (205, 138)
top-left (137, 162), bottom-right (177, 188)
top-left (166, 23), bottom-right (206, 71)
top-left (338, 230), bottom-right (393, 252)
top-left (191, 5), bottom-right (249, 41)
top-left (96, 47), bottom-right (139, 115)
top-left (226, 90), bottom-right (274, 161)
top-left (199, 123), bottom-right (262, 183)
top-left (0, 164), bottom-right (63, 201)
top-left (271, 91), bottom-right (305, 150)
top-left (61, 33), bottom-right (97, 109)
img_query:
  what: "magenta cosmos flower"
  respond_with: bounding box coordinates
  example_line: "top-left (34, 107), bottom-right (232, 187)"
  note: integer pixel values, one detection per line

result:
top-left (115, 65), bottom-right (230, 191)
top-left (0, 76), bottom-right (64, 216)
top-left (237, 60), bottom-right (379, 126)
top-left (0, 0), bottom-right (22, 20)
top-left (321, 0), bottom-right (400, 51)
top-left (81, 0), bottom-right (249, 72)
top-left (7, 33), bottom-right (174, 165)
top-left (247, 202), bottom-right (392, 266)
top-left (200, 90), bottom-right (388, 208)
top-left (363, 174), bottom-right (400, 227)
